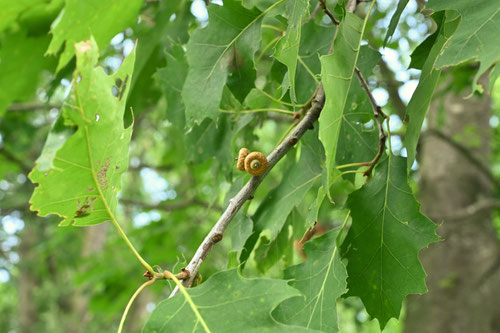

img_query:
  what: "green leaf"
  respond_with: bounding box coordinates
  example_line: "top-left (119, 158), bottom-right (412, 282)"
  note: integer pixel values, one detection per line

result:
top-left (185, 88), bottom-right (252, 174)
top-left (273, 227), bottom-right (347, 332)
top-left (305, 186), bottom-right (325, 228)
top-left (427, 0), bottom-right (500, 92)
top-left (0, 31), bottom-right (56, 116)
top-left (29, 37), bottom-right (135, 226)
top-left (227, 212), bottom-right (254, 253)
top-left (273, 0), bottom-right (309, 103)
top-left (182, 0), bottom-right (279, 126)
top-left (295, 21), bottom-right (334, 104)
top-left (240, 129), bottom-right (322, 264)
top-left (143, 269), bottom-right (318, 333)
top-left (0, 0), bottom-right (39, 33)
top-left (383, 0), bottom-right (409, 46)
top-left (156, 43), bottom-right (189, 129)
top-left (319, 8), bottom-right (373, 194)
top-left (404, 11), bottom-right (460, 169)
top-left (254, 212), bottom-right (293, 273)
top-left (46, 0), bottom-right (143, 71)
top-left (408, 26), bottom-right (439, 70)
top-left (335, 45), bottom-right (380, 179)
top-left (340, 155), bottom-right (439, 329)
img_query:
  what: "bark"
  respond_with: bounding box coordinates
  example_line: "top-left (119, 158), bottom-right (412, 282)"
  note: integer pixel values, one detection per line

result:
top-left (405, 78), bottom-right (500, 332)
top-left (18, 216), bottom-right (40, 333)
top-left (72, 223), bottom-right (109, 333)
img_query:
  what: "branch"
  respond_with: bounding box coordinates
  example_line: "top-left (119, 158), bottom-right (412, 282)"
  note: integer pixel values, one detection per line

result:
top-left (0, 148), bottom-right (32, 174)
top-left (426, 129), bottom-right (500, 190)
top-left (322, 0), bottom-right (387, 177)
top-left (319, 0), bottom-right (339, 25)
top-left (378, 58), bottom-right (406, 119)
top-left (354, 67), bottom-right (388, 177)
top-left (432, 198), bottom-right (500, 221)
top-left (169, 85), bottom-right (326, 295)
top-left (7, 103), bottom-right (60, 111)
top-left (119, 198), bottom-right (218, 211)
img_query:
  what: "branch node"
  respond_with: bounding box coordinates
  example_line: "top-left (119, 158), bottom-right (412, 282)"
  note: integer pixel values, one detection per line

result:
top-left (212, 234), bottom-right (223, 243)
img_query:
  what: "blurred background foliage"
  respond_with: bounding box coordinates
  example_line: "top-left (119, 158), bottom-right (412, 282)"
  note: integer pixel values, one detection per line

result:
top-left (0, 0), bottom-right (499, 332)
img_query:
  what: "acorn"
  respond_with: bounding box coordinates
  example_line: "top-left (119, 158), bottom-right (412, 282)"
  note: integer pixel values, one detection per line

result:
top-left (244, 152), bottom-right (268, 176)
top-left (237, 148), bottom-right (250, 171)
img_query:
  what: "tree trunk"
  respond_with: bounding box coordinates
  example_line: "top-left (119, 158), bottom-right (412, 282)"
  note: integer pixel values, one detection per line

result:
top-left (404, 78), bottom-right (500, 332)
top-left (72, 223), bottom-right (109, 333)
top-left (18, 216), bottom-right (40, 333)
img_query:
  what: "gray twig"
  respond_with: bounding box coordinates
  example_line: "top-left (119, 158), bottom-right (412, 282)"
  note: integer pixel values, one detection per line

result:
top-left (170, 85), bottom-right (326, 295)
top-left (354, 67), bottom-right (388, 177)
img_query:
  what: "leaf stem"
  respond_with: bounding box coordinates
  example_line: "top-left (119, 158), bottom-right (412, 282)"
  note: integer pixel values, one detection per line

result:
top-left (256, 35), bottom-right (281, 64)
top-left (84, 127), bottom-right (154, 274)
top-left (336, 162), bottom-right (370, 169)
top-left (256, 88), bottom-right (305, 107)
top-left (163, 270), bottom-right (211, 333)
top-left (298, 56), bottom-right (319, 83)
top-left (118, 278), bottom-right (157, 333)
top-left (261, 24), bottom-right (283, 33)
top-left (219, 108), bottom-right (295, 115)
top-left (275, 120), bottom-right (299, 149)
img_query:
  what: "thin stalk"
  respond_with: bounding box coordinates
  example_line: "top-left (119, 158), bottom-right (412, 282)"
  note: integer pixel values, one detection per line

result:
top-left (336, 162), bottom-right (370, 169)
top-left (275, 121), bottom-right (299, 149)
top-left (298, 56), bottom-right (319, 83)
top-left (256, 88), bottom-right (305, 108)
top-left (164, 271), bottom-right (211, 333)
top-left (262, 24), bottom-right (283, 33)
top-left (255, 36), bottom-right (280, 64)
top-left (118, 278), bottom-right (156, 333)
top-left (220, 108), bottom-right (295, 115)
top-left (84, 127), bottom-right (154, 274)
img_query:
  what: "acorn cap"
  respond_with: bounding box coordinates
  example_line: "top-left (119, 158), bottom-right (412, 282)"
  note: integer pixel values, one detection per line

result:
top-left (237, 148), bottom-right (250, 171)
top-left (244, 152), bottom-right (268, 176)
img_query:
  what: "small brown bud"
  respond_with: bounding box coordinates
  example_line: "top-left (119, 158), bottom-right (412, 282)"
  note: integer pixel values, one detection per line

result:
top-left (212, 234), bottom-right (223, 243)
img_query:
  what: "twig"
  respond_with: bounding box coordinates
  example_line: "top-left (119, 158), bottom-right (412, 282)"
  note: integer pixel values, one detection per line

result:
top-left (170, 85), bottom-right (326, 295)
top-left (7, 103), bottom-right (60, 111)
top-left (319, 0), bottom-right (339, 25)
top-left (307, 1), bottom-right (321, 22)
top-left (0, 148), bottom-right (32, 174)
top-left (426, 129), bottom-right (500, 190)
top-left (432, 198), bottom-right (500, 221)
top-left (354, 67), bottom-right (388, 177)
top-left (322, 0), bottom-right (386, 178)
top-left (378, 58), bottom-right (406, 119)
top-left (118, 198), bottom-right (218, 211)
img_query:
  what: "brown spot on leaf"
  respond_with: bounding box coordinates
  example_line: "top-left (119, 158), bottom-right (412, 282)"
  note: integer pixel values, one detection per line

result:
top-left (76, 41), bottom-right (92, 54)
top-left (97, 158), bottom-right (110, 189)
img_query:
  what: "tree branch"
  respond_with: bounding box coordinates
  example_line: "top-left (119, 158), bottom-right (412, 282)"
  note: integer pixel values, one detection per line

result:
top-left (321, 0), bottom-right (387, 177)
top-left (426, 129), bottom-right (500, 190)
top-left (432, 198), bottom-right (500, 221)
top-left (319, 0), bottom-right (339, 25)
top-left (354, 67), bottom-right (388, 177)
top-left (169, 85), bottom-right (326, 295)
top-left (0, 147), bottom-right (32, 174)
top-left (7, 103), bottom-right (59, 111)
top-left (119, 198), bottom-right (218, 211)
top-left (378, 58), bottom-right (406, 119)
